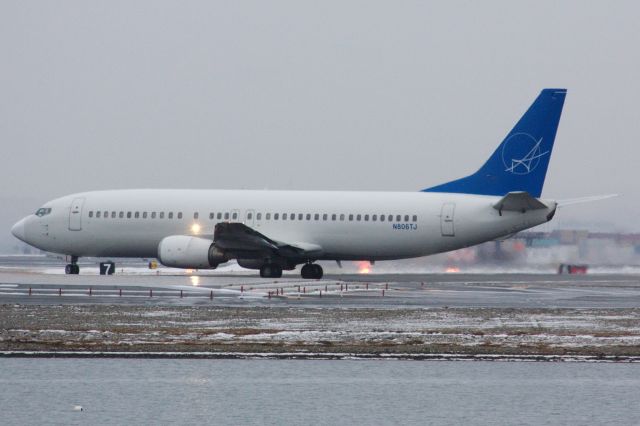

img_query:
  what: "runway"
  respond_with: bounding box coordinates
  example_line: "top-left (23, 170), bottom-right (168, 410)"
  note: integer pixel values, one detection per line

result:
top-left (0, 268), bottom-right (639, 308)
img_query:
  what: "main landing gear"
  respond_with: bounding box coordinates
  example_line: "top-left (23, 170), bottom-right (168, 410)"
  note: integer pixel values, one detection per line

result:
top-left (65, 256), bottom-right (79, 275)
top-left (301, 263), bottom-right (323, 279)
top-left (260, 263), bottom-right (283, 278)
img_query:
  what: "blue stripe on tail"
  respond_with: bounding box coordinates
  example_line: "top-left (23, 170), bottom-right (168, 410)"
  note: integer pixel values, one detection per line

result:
top-left (422, 88), bottom-right (566, 197)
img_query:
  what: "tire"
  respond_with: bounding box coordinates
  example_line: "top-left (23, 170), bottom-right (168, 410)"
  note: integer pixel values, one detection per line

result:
top-left (260, 263), bottom-right (283, 278)
top-left (301, 264), bottom-right (313, 279)
top-left (271, 265), bottom-right (283, 278)
top-left (312, 264), bottom-right (323, 279)
top-left (260, 265), bottom-right (271, 278)
top-left (65, 264), bottom-right (72, 275)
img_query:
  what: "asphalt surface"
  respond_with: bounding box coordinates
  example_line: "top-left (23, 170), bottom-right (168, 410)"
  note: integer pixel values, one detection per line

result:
top-left (1, 265), bottom-right (639, 308)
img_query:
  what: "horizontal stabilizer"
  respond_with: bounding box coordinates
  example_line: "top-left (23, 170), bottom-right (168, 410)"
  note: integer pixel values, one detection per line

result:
top-left (557, 194), bottom-right (618, 207)
top-left (493, 191), bottom-right (548, 213)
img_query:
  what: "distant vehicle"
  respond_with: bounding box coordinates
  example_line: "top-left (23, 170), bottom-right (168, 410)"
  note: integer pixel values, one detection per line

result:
top-left (12, 89), bottom-right (567, 279)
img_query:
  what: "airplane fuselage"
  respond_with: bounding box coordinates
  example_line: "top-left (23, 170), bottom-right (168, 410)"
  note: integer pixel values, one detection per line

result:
top-left (14, 189), bottom-right (555, 262)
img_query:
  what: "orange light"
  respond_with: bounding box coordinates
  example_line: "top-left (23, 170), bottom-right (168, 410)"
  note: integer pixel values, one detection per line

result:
top-left (445, 266), bottom-right (460, 273)
top-left (357, 261), bottom-right (371, 274)
top-left (191, 223), bottom-right (201, 234)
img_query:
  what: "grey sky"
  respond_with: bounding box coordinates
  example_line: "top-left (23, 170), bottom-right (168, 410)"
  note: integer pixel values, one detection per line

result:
top-left (1, 1), bottom-right (638, 250)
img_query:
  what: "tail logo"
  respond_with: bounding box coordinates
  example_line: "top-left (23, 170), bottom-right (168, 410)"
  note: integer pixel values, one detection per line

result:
top-left (501, 132), bottom-right (549, 175)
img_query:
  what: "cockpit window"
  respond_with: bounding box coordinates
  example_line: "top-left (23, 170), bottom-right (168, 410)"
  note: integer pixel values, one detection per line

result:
top-left (35, 208), bottom-right (52, 217)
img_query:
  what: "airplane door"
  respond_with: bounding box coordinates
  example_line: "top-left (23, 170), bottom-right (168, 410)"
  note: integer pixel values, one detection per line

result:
top-left (244, 209), bottom-right (255, 227)
top-left (69, 197), bottom-right (85, 231)
top-left (441, 203), bottom-right (455, 237)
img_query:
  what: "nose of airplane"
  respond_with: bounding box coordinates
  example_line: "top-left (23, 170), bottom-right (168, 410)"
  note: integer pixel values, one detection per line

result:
top-left (11, 218), bottom-right (27, 242)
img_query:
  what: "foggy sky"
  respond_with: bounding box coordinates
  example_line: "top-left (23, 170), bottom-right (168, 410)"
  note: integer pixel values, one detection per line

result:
top-left (1, 1), bottom-right (638, 250)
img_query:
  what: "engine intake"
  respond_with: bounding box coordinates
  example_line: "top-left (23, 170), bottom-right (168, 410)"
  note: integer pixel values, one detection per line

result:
top-left (157, 235), bottom-right (227, 269)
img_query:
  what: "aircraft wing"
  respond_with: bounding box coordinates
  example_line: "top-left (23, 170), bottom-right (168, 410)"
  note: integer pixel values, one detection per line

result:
top-left (213, 222), bottom-right (323, 258)
top-left (493, 191), bottom-right (548, 213)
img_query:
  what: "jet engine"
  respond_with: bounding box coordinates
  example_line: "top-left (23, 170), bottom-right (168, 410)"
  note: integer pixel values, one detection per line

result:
top-left (157, 235), bottom-right (227, 269)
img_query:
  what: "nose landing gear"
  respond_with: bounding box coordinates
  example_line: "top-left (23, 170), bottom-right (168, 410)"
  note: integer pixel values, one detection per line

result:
top-left (65, 256), bottom-right (80, 275)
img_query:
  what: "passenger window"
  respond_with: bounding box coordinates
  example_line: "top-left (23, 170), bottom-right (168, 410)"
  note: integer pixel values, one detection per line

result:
top-left (372, 215), bottom-right (377, 221)
top-left (257, 213), bottom-right (262, 220)
top-left (380, 214), bottom-right (385, 222)
top-left (119, 212), bottom-right (124, 219)
top-left (291, 213), bottom-right (296, 220)
top-left (89, 211), bottom-right (93, 218)
top-left (396, 215), bottom-right (401, 222)
top-left (331, 214), bottom-right (336, 221)
top-left (168, 212), bottom-right (174, 219)
top-left (298, 213), bottom-right (303, 220)
top-left (413, 215), bottom-right (417, 222)
top-left (224, 212), bottom-right (229, 220)
top-left (96, 211), bottom-right (101, 218)
top-left (306, 214), bottom-right (311, 220)
top-left (194, 212), bottom-right (199, 220)
top-left (112, 212), bottom-right (116, 218)
top-left (247, 212), bottom-right (253, 220)
top-left (283, 213), bottom-right (287, 220)
top-left (209, 213), bottom-right (214, 220)
top-left (357, 214), bottom-right (361, 221)
top-left (159, 212), bottom-right (164, 219)
top-left (323, 214), bottom-right (328, 221)
top-left (217, 213), bottom-right (222, 220)
top-left (274, 213), bottom-right (279, 220)
top-left (178, 212), bottom-right (182, 219)
top-left (314, 214), bottom-right (319, 220)
top-left (232, 212), bottom-right (238, 220)
top-left (104, 211), bottom-right (108, 218)
top-left (388, 215), bottom-right (393, 222)
top-left (349, 214), bottom-right (353, 221)
top-left (135, 212), bottom-right (139, 219)
top-left (142, 212), bottom-right (147, 219)
top-left (151, 212), bottom-right (156, 219)
top-left (404, 215), bottom-right (409, 222)
top-left (266, 213), bottom-right (271, 220)
top-left (364, 214), bottom-right (369, 221)
top-left (340, 214), bottom-right (345, 221)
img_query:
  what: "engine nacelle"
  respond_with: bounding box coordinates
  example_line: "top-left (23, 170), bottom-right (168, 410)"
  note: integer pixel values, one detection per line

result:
top-left (157, 236), bottom-right (227, 269)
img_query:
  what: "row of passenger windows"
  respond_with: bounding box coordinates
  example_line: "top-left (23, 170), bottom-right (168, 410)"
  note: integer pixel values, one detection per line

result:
top-left (88, 210), bottom-right (418, 223)
top-left (89, 210), bottom-right (191, 220)
top-left (248, 213), bottom-right (418, 222)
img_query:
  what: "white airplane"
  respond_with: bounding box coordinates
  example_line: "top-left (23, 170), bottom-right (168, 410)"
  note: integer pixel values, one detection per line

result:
top-left (12, 89), bottom-right (567, 279)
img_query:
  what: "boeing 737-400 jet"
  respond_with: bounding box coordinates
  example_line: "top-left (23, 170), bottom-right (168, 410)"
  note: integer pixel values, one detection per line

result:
top-left (12, 89), bottom-right (567, 279)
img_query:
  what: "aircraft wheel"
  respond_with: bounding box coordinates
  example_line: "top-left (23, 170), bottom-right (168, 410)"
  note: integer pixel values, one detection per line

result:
top-left (260, 264), bottom-right (271, 278)
top-left (312, 264), bottom-right (323, 279)
top-left (260, 264), bottom-right (282, 278)
top-left (65, 264), bottom-right (79, 275)
top-left (301, 264), bottom-right (313, 279)
top-left (271, 264), bottom-right (282, 278)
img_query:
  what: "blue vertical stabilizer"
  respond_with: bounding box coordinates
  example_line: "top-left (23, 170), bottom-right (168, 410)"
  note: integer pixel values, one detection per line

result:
top-left (422, 89), bottom-right (566, 197)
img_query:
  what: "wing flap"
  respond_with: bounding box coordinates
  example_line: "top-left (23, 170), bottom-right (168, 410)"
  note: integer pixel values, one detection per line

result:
top-left (213, 222), bottom-right (323, 258)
